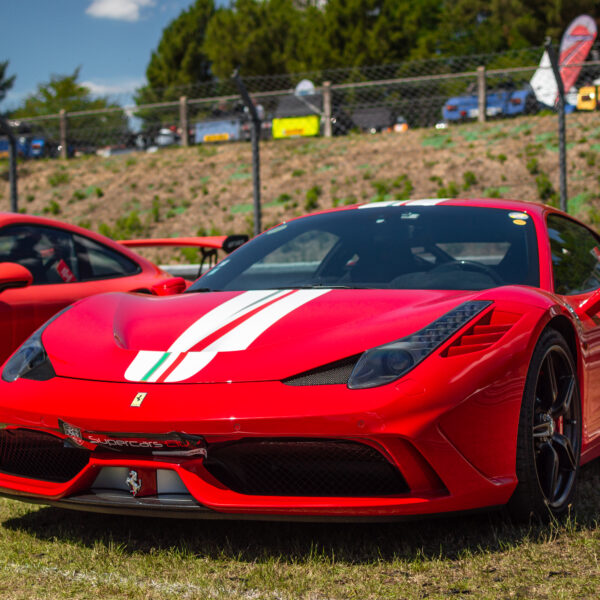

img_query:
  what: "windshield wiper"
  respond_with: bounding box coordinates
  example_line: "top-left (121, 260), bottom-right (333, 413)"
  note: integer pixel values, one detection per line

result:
top-left (184, 287), bottom-right (214, 293)
top-left (277, 284), bottom-right (361, 289)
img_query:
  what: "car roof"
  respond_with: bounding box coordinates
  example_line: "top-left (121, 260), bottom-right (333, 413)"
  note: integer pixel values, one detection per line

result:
top-left (0, 212), bottom-right (154, 268)
top-left (278, 197), bottom-right (550, 219)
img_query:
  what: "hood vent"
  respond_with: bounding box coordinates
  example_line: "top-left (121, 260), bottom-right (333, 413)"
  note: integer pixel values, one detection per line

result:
top-left (443, 309), bottom-right (519, 357)
top-left (282, 355), bottom-right (361, 386)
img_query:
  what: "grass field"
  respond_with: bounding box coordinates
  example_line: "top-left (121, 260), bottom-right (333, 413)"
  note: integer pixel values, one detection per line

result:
top-left (0, 460), bottom-right (598, 599)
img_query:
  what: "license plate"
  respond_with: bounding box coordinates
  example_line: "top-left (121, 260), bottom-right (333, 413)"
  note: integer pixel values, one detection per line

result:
top-left (204, 133), bottom-right (229, 142)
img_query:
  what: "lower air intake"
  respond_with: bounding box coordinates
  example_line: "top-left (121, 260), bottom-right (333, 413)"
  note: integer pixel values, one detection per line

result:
top-left (203, 439), bottom-right (408, 497)
top-left (0, 429), bottom-right (90, 483)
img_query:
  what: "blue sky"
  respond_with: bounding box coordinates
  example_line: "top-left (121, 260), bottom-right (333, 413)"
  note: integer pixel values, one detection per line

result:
top-left (0, 0), bottom-right (225, 110)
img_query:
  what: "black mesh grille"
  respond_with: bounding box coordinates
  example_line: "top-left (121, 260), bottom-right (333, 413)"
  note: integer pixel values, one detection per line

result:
top-left (203, 439), bottom-right (408, 497)
top-left (0, 429), bottom-right (90, 483)
top-left (282, 355), bottom-right (360, 386)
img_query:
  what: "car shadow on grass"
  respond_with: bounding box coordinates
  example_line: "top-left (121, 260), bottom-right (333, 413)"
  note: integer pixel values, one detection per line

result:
top-left (3, 459), bottom-right (599, 564)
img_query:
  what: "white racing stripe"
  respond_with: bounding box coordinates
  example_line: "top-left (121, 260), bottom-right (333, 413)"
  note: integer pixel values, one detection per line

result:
top-left (164, 289), bottom-right (330, 382)
top-left (205, 289), bottom-right (330, 352)
top-left (164, 352), bottom-right (216, 383)
top-left (125, 289), bottom-right (331, 383)
top-left (358, 198), bottom-right (447, 209)
top-left (169, 289), bottom-right (286, 353)
top-left (406, 198), bottom-right (447, 206)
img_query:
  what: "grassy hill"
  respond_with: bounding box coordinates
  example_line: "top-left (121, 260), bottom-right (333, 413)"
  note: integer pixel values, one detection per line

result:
top-left (2, 111), bottom-right (600, 263)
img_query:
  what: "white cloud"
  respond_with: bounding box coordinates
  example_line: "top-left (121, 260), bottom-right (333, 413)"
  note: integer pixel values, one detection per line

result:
top-left (81, 78), bottom-right (144, 97)
top-left (86, 0), bottom-right (155, 22)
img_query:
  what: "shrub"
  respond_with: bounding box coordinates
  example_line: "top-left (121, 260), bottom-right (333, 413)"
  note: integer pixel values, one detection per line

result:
top-left (462, 171), bottom-right (477, 190)
top-left (47, 171), bottom-right (69, 187)
top-left (526, 157), bottom-right (539, 175)
top-left (304, 185), bottom-right (322, 211)
top-left (535, 172), bottom-right (558, 204)
top-left (43, 200), bottom-right (61, 215)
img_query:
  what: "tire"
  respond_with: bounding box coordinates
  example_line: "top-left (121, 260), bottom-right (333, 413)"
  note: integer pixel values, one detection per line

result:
top-left (508, 328), bottom-right (581, 521)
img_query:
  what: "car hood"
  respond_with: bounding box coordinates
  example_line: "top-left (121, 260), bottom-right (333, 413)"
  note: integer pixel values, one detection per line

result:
top-left (45, 288), bottom-right (485, 384)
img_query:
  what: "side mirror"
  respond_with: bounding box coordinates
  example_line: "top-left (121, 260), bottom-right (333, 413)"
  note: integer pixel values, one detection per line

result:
top-left (0, 262), bottom-right (33, 293)
top-left (577, 288), bottom-right (600, 317)
top-left (151, 277), bottom-right (187, 296)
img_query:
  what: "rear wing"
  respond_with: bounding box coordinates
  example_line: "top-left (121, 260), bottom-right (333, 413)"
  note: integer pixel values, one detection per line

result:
top-left (118, 234), bottom-right (248, 253)
top-left (118, 234), bottom-right (248, 280)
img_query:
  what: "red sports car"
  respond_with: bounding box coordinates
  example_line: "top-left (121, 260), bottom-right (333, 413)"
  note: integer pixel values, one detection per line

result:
top-left (0, 199), bottom-right (598, 521)
top-left (0, 212), bottom-right (242, 365)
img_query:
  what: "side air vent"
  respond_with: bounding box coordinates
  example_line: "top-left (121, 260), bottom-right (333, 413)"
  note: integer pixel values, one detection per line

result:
top-left (444, 309), bottom-right (519, 357)
top-left (282, 355), bottom-right (361, 386)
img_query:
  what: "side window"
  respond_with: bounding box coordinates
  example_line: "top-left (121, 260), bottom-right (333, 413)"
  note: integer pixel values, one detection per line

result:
top-left (547, 215), bottom-right (600, 295)
top-left (0, 225), bottom-right (78, 285)
top-left (73, 234), bottom-right (140, 280)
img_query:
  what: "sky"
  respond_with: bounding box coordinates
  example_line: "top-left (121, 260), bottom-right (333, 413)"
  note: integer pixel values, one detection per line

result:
top-left (0, 0), bottom-right (225, 111)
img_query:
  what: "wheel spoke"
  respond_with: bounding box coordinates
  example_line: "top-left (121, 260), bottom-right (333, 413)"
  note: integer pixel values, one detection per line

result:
top-left (537, 442), bottom-right (559, 500)
top-left (551, 375), bottom-right (575, 418)
top-left (552, 433), bottom-right (577, 473)
top-left (546, 353), bottom-right (558, 404)
top-left (533, 419), bottom-right (553, 439)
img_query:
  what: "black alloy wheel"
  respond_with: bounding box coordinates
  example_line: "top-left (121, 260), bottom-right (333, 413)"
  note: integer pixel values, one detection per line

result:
top-left (509, 329), bottom-right (581, 520)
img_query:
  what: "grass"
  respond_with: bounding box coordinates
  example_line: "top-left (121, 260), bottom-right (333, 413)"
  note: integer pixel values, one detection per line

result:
top-left (0, 460), bottom-right (598, 599)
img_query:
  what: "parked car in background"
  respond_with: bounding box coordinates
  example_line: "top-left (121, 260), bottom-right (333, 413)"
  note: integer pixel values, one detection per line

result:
top-left (442, 82), bottom-right (539, 122)
top-left (351, 106), bottom-right (408, 134)
top-left (273, 93), bottom-right (354, 139)
top-left (577, 79), bottom-right (600, 110)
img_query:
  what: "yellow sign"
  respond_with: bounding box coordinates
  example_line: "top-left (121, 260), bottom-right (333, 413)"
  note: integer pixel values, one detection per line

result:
top-left (273, 115), bottom-right (320, 139)
top-left (203, 133), bottom-right (230, 143)
top-left (577, 86), bottom-right (597, 111)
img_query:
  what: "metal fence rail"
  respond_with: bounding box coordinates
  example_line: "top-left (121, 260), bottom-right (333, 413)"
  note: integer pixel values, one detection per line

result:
top-left (3, 44), bottom-right (597, 156)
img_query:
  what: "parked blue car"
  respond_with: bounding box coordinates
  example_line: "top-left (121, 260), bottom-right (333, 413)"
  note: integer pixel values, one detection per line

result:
top-left (442, 83), bottom-right (539, 122)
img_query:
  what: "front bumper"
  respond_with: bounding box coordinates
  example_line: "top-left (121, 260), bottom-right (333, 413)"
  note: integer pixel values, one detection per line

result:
top-left (0, 349), bottom-right (527, 519)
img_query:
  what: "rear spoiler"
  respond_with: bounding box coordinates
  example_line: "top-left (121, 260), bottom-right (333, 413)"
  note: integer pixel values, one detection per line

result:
top-left (118, 234), bottom-right (248, 254)
top-left (118, 234), bottom-right (249, 280)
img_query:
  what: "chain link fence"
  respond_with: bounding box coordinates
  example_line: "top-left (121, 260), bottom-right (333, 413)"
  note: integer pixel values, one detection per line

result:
top-left (2, 44), bottom-right (596, 157)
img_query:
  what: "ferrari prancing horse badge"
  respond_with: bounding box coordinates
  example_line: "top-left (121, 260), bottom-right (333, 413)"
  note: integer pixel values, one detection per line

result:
top-left (131, 392), bottom-right (147, 407)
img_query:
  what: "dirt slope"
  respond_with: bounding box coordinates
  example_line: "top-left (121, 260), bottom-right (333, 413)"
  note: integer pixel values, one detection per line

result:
top-left (2, 112), bottom-right (599, 263)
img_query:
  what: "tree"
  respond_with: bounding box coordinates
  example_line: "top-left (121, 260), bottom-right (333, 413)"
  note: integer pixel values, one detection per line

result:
top-left (204, 0), bottom-right (300, 79)
top-left (136, 0), bottom-right (215, 103)
top-left (134, 0), bottom-right (215, 131)
top-left (0, 60), bottom-right (16, 105)
top-left (12, 69), bottom-right (129, 148)
top-left (434, 0), bottom-right (600, 57)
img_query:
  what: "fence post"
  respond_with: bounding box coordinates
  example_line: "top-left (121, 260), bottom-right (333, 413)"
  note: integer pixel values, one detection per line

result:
top-left (323, 81), bottom-right (332, 137)
top-left (59, 109), bottom-right (68, 159)
top-left (233, 70), bottom-right (261, 236)
top-left (545, 39), bottom-right (568, 213)
top-left (179, 96), bottom-right (189, 147)
top-left (477, 66), bottom-right (486, 123)
top-left (0, 117), bottom-right (18, 212)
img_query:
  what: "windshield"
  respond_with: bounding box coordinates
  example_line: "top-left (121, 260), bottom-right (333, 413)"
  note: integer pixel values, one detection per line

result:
top-left (188, 205), bottom-right (539, 292)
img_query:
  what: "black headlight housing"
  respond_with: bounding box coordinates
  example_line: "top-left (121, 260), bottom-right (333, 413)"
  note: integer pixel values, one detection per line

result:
top-left (348, 300), bottom-right (492, 389)
top-left (2, 306), bottom-right (73, 383)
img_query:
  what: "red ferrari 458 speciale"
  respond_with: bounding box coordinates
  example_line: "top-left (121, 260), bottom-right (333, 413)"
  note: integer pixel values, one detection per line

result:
top-left (0, 198), bottom-right (598, 521)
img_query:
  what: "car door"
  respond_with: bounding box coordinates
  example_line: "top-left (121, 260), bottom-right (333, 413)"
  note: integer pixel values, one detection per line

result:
top-left (546, 214), bottom-right (600, 439)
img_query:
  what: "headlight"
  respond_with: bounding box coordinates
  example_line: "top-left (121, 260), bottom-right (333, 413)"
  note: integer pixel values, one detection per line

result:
top-left (348, 300), bottom-right (492, 389)
top-left (2, 306), bottom-right (73, 383)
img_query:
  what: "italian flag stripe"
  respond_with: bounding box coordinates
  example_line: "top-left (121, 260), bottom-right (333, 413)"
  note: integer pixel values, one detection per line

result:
top-left (142, 352), bottom-right (171, 382)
